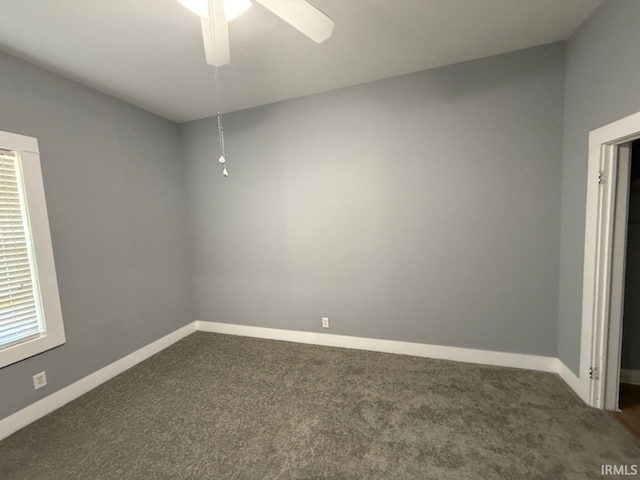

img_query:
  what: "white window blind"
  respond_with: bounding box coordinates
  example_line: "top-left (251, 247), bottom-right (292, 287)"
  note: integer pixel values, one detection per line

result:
top-left (0, 149), bottom-right (43, 348)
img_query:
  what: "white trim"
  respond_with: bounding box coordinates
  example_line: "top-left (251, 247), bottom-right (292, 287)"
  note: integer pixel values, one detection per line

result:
top-left (0, 131), bottom-right (65, 368)
top-left (0, 322), bottom-right (197, 441)
top-left (589, 111), bottom-right (640, 148)
top-left (0, 130), bottom-right (39, 154)
top-left (620, 369), bottom-right (640, 386)
top-left (557, 360), bottom-right (589, 402)
top-left (581, 111), bottom-right (640, 409)
top-left (196, 321), bottom-right (558, 373)
top-left (603, 145), bottom-right (631, 410)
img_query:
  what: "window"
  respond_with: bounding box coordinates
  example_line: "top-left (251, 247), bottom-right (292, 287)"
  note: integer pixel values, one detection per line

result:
top-left (0, 131), bottom-right (65, 368)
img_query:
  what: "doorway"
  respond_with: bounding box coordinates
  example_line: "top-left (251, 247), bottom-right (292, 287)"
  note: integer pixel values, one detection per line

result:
top-left (579, 111), bottom-right (640, 412)
top-left (613, 140), bottom-right (640, 437)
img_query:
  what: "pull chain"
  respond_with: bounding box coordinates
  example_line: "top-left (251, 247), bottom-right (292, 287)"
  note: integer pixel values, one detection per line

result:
top-left (213, 64), bottom-right (228, 177)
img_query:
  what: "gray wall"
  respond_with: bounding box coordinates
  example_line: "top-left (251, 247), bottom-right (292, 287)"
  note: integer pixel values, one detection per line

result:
top-left (558, 0), bottom-right (640, 375)
top-left (0, 51), bottom-right (193, 419)
top-left (182, 43), bottom-right (565, 356)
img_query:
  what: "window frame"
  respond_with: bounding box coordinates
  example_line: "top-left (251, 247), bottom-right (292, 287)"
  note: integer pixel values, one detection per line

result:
top-left (0, 131), bottom-right (65, 368)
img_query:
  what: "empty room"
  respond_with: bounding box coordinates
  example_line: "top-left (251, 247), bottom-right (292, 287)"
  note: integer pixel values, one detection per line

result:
top-left (1, 0), bottom-right (640, 478)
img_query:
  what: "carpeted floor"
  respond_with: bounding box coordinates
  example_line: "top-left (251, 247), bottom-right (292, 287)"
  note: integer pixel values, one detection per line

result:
top-left (1, 332), bottom-right (639, 479)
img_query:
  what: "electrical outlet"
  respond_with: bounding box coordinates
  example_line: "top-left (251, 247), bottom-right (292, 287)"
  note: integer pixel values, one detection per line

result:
top-left (322, 317), bottom-right (329, 329)
top-left (32, 371), bottom-right (47, 390)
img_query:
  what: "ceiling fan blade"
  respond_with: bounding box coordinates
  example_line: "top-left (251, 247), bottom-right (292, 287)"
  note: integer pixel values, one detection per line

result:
top-left (255, 0), bottom-right (335, 44)
top-left (201, 0), bottom-right (230, 66)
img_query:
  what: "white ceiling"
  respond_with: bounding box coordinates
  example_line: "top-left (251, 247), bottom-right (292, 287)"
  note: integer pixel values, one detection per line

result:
top-left (0, 0), bottom-right (602, 123)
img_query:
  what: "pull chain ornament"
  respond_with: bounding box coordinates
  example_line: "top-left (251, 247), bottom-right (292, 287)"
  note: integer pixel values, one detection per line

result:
top-left (214, 64), bottom-right (228, 177)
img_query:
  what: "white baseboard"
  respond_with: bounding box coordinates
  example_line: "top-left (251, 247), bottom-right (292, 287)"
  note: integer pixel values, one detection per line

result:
top-left (556, 360), bottom-right (589, 403)
top-left (197, 322), bottom-right (593, 402)
top-left (0, 321), bottom-right (197, 441)
top-left (196, 321), bottom-right (559, 373)
top-left (621, 369), bottom-right (640, 386)
top-left (1, 320), bottom-right (590, 441)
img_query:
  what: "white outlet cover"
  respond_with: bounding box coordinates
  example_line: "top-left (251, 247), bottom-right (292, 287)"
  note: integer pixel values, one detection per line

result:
top-left (322, 317), bottom-right (329, 328)
top-left (32, 371), bottom-right (47, 390)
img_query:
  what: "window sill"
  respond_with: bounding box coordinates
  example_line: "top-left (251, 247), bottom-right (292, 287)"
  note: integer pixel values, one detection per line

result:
top-left (0, 330), bottom-right (66, 368)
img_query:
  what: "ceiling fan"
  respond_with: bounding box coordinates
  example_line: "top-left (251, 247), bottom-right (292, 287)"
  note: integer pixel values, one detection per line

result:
top-left (177, 0), bottom-right (335, 66)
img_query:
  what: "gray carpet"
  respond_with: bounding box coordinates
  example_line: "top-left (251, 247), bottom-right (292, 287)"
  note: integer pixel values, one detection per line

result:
top-left (1, 332), bottom-right (639, 479)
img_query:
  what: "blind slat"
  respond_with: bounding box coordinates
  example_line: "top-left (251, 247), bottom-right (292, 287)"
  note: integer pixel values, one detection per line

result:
top-left (0, 302), bottom-right (37, 318)
top-left (0, 316), bottom-right (39, 333)
top-left (0, 311), bottom-right (38, 329)
top-left (0, 302), bottom-right (36, 314)
top-left (0, 271), bottom-right (31, 284)
top-left (0, 308), bottom-right (38, 325)
top-left (0, 294), bottom-right (36, 309)
top-left (0, 266), bottom-right (33, 277)
top-left (0, 307), bottom-right (37, 324)
top-left (0, 332), bottom-right (41, 349)
top-left (0, 325), bottom-right (41, 346)
top-left (0, 273), bottom-right (31, 285)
